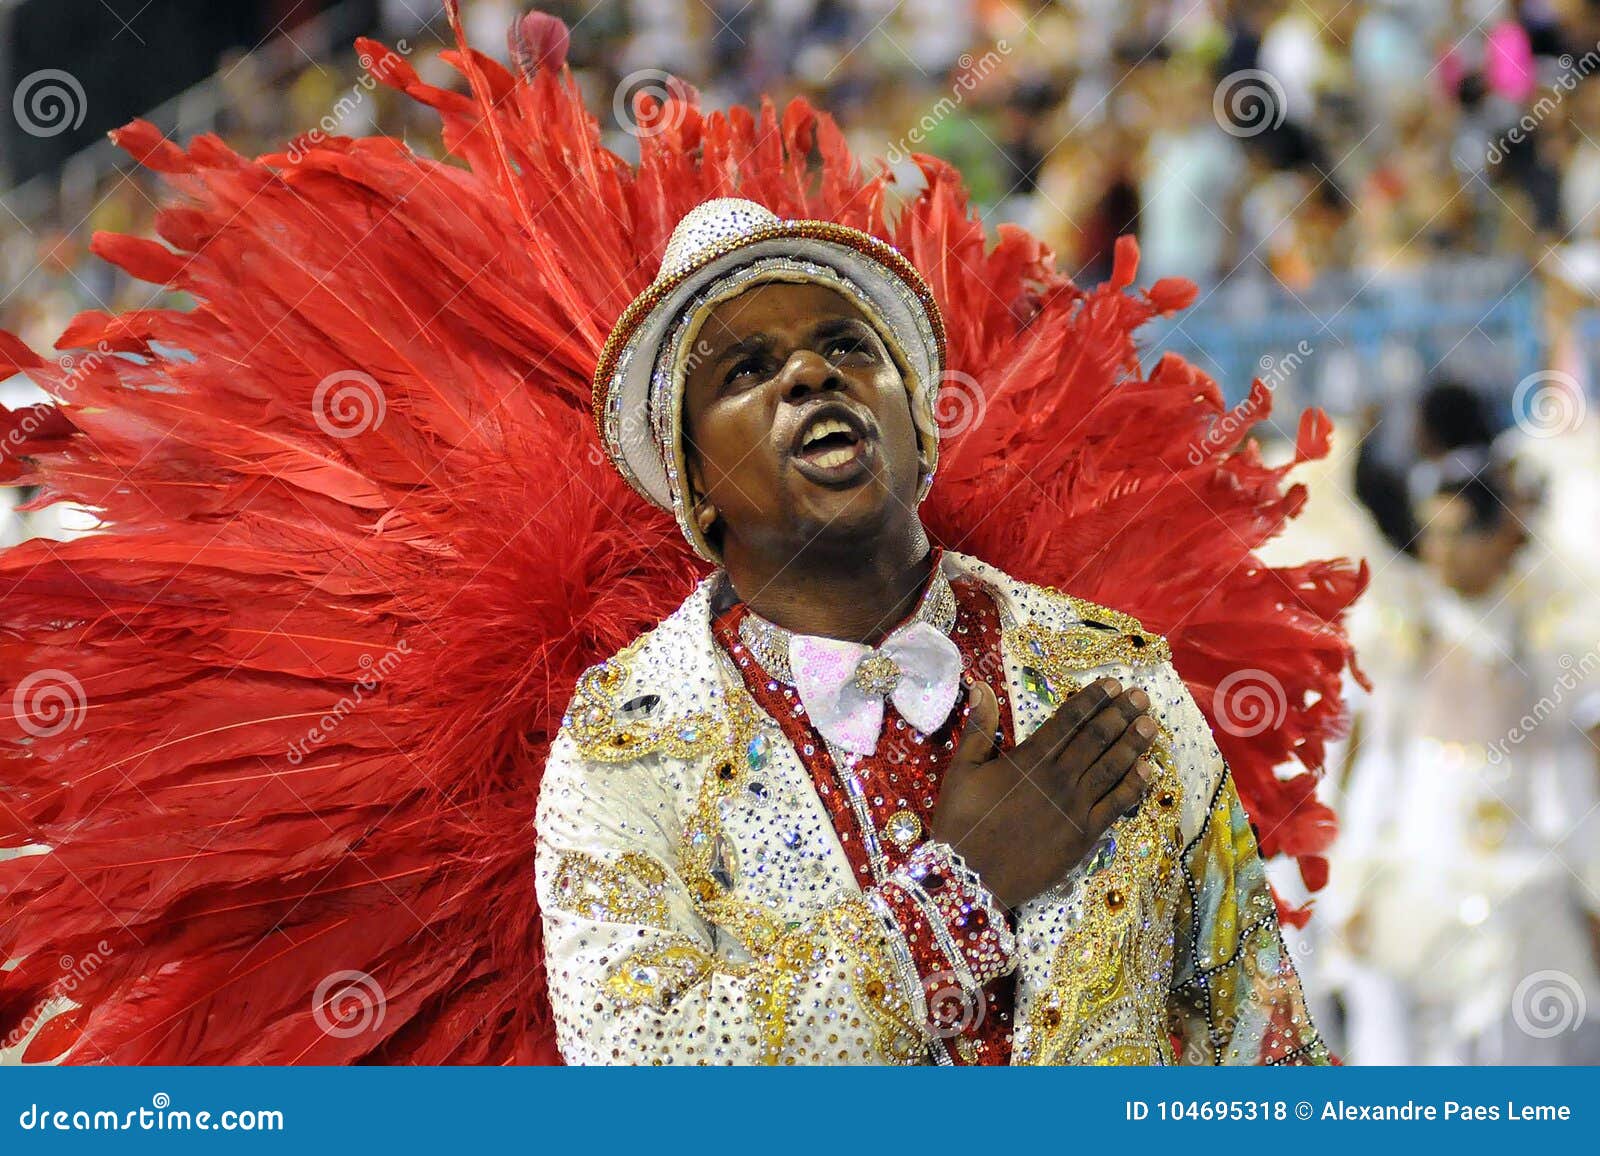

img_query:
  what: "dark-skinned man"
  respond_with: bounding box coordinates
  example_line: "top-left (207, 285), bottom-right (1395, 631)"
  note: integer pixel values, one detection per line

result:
top-left (536, 198), bottom-right (1328, 1066)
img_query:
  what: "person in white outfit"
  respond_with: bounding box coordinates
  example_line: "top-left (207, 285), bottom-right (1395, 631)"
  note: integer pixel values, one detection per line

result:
top-left (1325, 470), bottom-right (1600, 1064)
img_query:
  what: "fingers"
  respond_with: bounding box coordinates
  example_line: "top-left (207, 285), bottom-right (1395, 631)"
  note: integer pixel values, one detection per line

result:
top-left (1051, 686), bottom-right (1152, 785)
top-left (1086, 757), bottom-right (1156, 832)
top-left (950, 679), bottom-right (1000, 772)
top-left (1079, 714), bottom-right (1158, 804)
top-left (1026, 676), bottom-right (1120, 760)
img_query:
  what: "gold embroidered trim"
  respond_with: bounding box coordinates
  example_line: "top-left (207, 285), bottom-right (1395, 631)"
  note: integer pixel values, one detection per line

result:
top-left (959, 589), bottom-right (1171, 1051)
top-left (568, 650), bottom-right (764, 763)
top-left (604, 937), bottom-right (718, 1010)
top-left (1010, 595), bottom-right (1171, 674)
top-left (550, 850), bottom-right (674, 930)
top-left (1012, 727), bottom-right (1185, 1065)
top-left (676, 721), bottom-right (797, 1062)
top-left (823, 897), bottom-right (928, 1065)
top-left (667, 712), bottom-right (926, 1064)
top-left (1003, 584), bottom-right (1179, 1062)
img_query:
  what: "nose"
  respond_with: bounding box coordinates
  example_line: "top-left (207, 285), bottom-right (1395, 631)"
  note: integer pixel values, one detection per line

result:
top-left (776, 349), bottom-right (844, 402)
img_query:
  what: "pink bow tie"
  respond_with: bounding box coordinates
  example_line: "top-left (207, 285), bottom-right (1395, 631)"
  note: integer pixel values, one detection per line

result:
top-left (788, 621), bottom-right (964, 756)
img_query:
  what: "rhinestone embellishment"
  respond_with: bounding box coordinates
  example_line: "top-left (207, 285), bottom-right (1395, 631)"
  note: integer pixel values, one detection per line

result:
top-left (1021, 665), bottom-right (1059, 706)
top-left (1086, 833), bottom-right (1117, 875)
top-left (853, 653), bottom-right (902, 696)
top-left (884, 809), bottom-right (923, 851)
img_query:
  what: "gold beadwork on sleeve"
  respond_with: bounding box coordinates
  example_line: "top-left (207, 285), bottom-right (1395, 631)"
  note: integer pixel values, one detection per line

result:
top-left (550, 850), bottom-right (675, 930)
top-left (1011, 595), bottom-right (1171, 674)
top-left (1012, 733), bottom-right (1186, 1065)
top-left (567, 651), bottom-right (764, 763)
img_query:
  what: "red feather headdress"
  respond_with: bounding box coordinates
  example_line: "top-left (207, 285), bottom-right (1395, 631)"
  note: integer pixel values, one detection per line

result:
top-left (0, 3), bottom-right (1366, 1064)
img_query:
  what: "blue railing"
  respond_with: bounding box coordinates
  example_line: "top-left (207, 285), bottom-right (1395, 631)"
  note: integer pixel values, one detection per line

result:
top-left (1140, 259), bottom-right (1546, 419)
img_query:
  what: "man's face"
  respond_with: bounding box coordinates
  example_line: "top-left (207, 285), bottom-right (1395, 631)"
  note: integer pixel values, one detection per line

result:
top-left (681, 281), bottom-right (924, 557)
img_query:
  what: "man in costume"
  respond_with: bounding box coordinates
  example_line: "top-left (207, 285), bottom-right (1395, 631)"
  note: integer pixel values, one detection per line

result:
top-left (536, 197), bottom-right (1328, 1065)
top-left (0, 7), bottom-right (1361, 1065)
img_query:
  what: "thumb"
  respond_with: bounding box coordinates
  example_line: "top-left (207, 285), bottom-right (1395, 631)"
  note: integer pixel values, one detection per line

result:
top-left (952, 679), bottom-right (1000, 771)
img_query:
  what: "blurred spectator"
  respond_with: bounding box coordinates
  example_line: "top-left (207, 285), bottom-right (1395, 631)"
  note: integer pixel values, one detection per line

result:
top-left (1326, 462), bottom-right (1600, 1064)
top-left (1139, 61), bottom-right (1243, 280)
top-left (17, 0), bottom-right (1600, 315)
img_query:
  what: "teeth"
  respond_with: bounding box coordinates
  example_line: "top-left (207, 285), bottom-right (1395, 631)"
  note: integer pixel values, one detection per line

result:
top-left (813, 447), bottom-right (856, 468)
top-left (801, 418), bottom-right (853, 448)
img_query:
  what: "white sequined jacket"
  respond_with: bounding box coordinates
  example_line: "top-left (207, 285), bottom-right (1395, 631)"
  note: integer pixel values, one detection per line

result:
top-left (535, 551), bottom-right (1327, 1065)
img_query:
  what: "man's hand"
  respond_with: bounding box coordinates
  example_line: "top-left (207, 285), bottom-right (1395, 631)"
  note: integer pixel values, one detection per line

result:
top-left (930, 676), bottom-right (1157, 909)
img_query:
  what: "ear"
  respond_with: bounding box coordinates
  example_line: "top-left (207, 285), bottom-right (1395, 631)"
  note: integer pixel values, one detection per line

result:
top-left (685, 454), bottom-right (708, 504)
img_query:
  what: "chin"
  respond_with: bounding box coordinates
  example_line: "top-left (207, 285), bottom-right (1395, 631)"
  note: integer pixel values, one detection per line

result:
top-left (789, 486), bottom-right (905, 549)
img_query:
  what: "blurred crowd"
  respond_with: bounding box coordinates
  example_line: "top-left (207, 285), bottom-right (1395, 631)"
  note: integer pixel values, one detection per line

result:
top-left (17, 0), bottom-right (1600, 341)
top-left (4, 0), bottom-right (1600, 1064)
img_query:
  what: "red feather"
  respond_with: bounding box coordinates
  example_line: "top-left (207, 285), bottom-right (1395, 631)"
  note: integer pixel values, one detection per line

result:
top-left (0, 3), bottom-right (1364, 1064)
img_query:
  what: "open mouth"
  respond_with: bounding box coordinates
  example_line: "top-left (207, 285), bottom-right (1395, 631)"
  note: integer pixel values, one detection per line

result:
top-left (795, 415), bottom-right (866, 469)
top-left (785, 403), bottom-right (878, 487)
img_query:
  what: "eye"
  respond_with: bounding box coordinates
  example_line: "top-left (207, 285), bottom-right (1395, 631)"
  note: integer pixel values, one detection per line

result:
top-left (824, 333), bottom-right (874, 361)
top-left (723, 357), bottom-right (766, 388)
